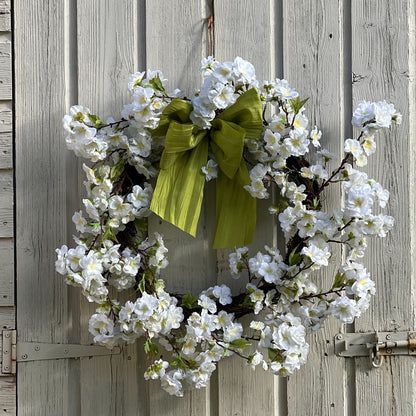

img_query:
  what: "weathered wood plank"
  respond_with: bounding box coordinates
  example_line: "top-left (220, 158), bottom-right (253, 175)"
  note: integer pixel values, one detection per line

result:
top-left (15, 0), bottom-right (72, 414)
top-left (0, 101), bottom-right (11, 133)
top-left (0, 238), bottom-right (13, 306)
top-left (76, 1), bottom-right (148, 415)
top-left (283, 2), bottom-right (348, 415)
top-left (0, 377), bottom-right (16, 415)
top-left (0, 307), bottom-right (14, 329)
top-left (0, 171), bottom-right (12, 238)
top-left (351, 1), bottom-right (416, 415)
top-left (214, 1), bottom-right (282, 415)
top-left (146, 1), bottom-right (217, 413)
top-left (0, 132), bottom-right (11, 169)
top-left (0, 0), bottom-right (11, 32)
top-left (0, 42), bottom-right (11, 100)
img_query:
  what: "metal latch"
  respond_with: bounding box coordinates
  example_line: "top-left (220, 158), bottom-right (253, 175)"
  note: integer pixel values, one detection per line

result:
top-left (1, 330), bottom-right (121, 375)
top-left (334, 331), bottom-right (416, 368)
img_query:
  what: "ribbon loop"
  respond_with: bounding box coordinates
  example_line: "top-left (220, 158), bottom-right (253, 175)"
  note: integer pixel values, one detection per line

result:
top-left (150, 88), bottom-right (263, 248)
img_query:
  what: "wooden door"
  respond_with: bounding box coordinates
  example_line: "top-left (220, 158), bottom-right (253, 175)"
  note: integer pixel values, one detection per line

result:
top-left (11, 1), bottom-right (416, 415)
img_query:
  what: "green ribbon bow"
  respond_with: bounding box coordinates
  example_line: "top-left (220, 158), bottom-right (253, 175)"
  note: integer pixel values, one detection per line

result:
top-left (150, 88), bottom-right (263, 249)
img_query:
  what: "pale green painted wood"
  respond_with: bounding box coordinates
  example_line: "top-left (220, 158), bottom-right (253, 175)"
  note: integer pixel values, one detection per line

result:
top-left (352, 1), bottom-right (416, 415)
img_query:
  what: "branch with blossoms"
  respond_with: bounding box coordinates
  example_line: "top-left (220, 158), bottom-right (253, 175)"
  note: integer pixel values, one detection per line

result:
top-left (56, 56), bottom-right (401, 397)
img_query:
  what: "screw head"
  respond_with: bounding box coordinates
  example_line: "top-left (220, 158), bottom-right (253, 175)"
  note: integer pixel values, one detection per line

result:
top-left (21, 354), bottom-right (28, 360)
top-left (386, 348), bottom-right (392, 354)
top-left (3, 365), bottom-right (9, 371)
top-left (4, 333), bottom-right (10, 338)
top-left (336, 334), bottom-right (343, 340)
top-left (34, 346), bottom-right (40, 351)
top-left (386, 334), bottom-right (392, 340)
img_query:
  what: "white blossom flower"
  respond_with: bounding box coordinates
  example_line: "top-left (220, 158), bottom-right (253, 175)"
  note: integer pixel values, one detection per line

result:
top-left (212, 285), bottom-right (232, 305)
top-left (201, 159), bottom-right (218, 181)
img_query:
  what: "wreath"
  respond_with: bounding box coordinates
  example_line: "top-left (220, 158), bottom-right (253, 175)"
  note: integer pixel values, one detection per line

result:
top-left (56, 57), bottom-right (401, 397)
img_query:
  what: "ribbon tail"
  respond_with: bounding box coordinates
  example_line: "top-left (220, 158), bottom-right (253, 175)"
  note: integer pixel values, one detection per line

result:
top-left (213, 161), bottom-right (256, 249)
top-left (150, 140), bottom-right (208, 237)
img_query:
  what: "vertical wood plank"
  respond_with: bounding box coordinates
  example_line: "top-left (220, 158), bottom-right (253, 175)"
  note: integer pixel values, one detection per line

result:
top-left (351, 1), bottom-right (416, 414)
top-left (214, 1), bottom-right (283, 415)
top-left (0, 238), bottom-right (13, 306)
top-left (145, 1), bottom-right (217, 414)
top-left (15, 0), bottom-right (72, 414)
top-left (0, 0), bottom-right (11, 32)
top-left (0, 377), bottom-right (16, 415)
top-left (0, 42), bottom-right (11, 99)
top-left (0, 171), bottom-right (12, 238)
top-left (76, 1), bottom-right (148, 415)
top-left (283, 2), bottom-right (348, 415)
top-left (0, 133), bottom-right (12, 169)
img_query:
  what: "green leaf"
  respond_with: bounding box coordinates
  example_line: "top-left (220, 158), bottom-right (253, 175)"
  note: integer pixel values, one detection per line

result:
top-left (270, 197), bottom-right (290, 214)
top-left (134, 218), bottom-right (148, 235)
top-left (228, 338), bottom-right (251, 350)
top-left (87, 113), bottom-right (107, 129)
top-left (240, 295), bottom-right (255, 309)
top-left (268, 347), bottom-right (281, 361)
top-left (181, 292), bottom-right (198, 309)
top-left (110, 159), bottom-right (125, 180)
top-left (348, 232), bottom-right (355, 240)
top-left (289, 96), bottom-right (309, 117)
top-left (146, 75), bottom-right (166, 94)
top-left (144, 339), bottom-right (158, 356)
top-left (88, 222), bottom-right (101, 230)
top-left (332, 271), bottom-right (346, 289)
top-left (138, 275), bottom-right (146, 293)
top-left (102, 223), bottom-right (119, 243)
top-left (288, 247), bottom-right (302, 266)
top-left (170, 355), bottom-right (187, 370)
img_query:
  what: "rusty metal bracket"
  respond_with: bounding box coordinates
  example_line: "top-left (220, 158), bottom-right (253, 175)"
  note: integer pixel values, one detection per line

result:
top-left (334, 331), bottom-right (416, 368)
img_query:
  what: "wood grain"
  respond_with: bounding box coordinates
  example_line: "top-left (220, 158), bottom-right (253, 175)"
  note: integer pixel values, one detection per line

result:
top-left (0, 132), bottom-right (11, 169)
top-left (146, 1), bottom-right (217, 413)
top-left (0, 101), bottom-right (11, 133)
top-left (0, 377), bottom-right (16, 415)
top-left (0, 238), bottom-right (13, 306)
top-left (0, 170), bottom-right (12, 238)
top-left (283, 1), bottom-right (348, 415)
top-left (15, 0), bottom-right (72, 414)
top-left (0, 42), bottom-right (11, 99)
top-left (76, 1), bottom-right (147, 415)
top-left (11, 0), bottom-right (416, 414)
top-left (0, 0), bottom-right (11, 31)
top-left (352, 1), bottom-right (416, 414)
top-left (214, 1), bottom-right (283, 415)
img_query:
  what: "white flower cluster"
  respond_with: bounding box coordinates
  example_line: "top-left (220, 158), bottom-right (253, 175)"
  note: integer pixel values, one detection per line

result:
top-left (57, 57), bottom-right (400, 397)
top-left (191, 56), bottom-right (258, 129)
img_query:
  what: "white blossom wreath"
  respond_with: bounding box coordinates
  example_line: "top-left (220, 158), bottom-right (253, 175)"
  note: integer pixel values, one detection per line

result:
top-left (56, 57), bottom-right (401, 397)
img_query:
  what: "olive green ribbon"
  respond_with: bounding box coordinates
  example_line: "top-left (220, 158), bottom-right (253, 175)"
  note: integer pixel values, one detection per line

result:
top-left (150, 88), bottom-right (263, 249)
